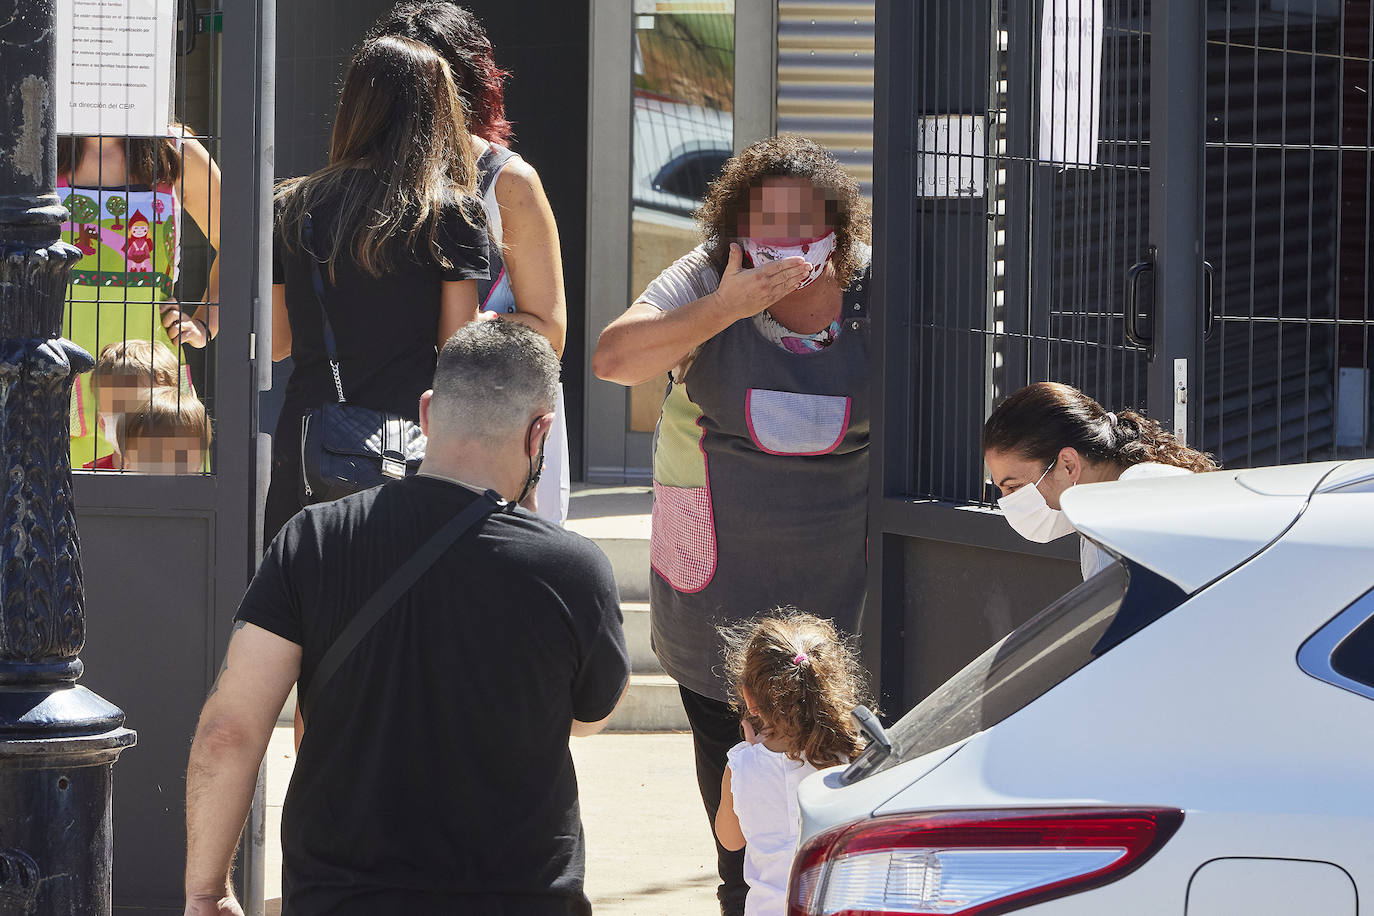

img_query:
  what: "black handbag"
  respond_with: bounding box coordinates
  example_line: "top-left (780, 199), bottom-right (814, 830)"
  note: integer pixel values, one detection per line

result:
top-left (299, 214), bottom-right (426, 505)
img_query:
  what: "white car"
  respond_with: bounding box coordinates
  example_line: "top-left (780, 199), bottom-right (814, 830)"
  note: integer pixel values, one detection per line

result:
top-left (790, 459), bottom-right (1374, 915)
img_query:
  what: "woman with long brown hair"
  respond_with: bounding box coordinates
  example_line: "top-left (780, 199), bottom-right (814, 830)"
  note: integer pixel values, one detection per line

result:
top-left (373, 1), bottom-right (571, 523)
top-left (264, 34), bottom-right (489, 543)
top-left (983, 381), bottom-right (1219, 579)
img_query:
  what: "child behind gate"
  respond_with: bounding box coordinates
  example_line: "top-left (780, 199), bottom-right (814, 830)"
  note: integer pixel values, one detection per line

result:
top-left (714, 609), bottom-right (873, 916)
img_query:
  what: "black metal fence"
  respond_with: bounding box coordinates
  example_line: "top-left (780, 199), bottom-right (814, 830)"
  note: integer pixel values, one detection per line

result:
top-left (59, 0), bottom-right (223, 477)
top-left (869, 0), bottom-right (1374, 710)
top-left (892, 0), bottom-right (1372, 509)
top-left (1201, 2), bottom-right (1373, 467)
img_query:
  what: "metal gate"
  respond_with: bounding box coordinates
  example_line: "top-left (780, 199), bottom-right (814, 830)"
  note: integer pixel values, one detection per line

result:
top-left (58, 0), bottom-right (274, 911)
top-left (870, 0), bottom-right (1374, 713)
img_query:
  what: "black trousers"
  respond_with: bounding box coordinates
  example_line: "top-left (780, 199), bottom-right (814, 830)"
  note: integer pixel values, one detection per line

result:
top-left (679, 686), bottom-right (748, 916)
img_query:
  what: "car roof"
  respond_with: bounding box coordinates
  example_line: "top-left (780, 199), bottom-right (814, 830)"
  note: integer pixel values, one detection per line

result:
top-left (1061, 458), bottom-right (1374, 592)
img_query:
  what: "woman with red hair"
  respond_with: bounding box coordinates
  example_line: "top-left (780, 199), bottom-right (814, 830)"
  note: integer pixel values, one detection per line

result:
top-left (375, 2), bottom-right (571, 524)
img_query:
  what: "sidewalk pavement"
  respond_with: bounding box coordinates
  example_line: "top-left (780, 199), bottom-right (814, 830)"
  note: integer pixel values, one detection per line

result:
top-left (264, 726), bottom-right (719, 915)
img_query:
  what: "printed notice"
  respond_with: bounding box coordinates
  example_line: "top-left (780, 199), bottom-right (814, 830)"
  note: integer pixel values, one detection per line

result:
top-left (1037, 0), bottom-right (1104, 167)
top-left (56, 0), bottom-right (176, 136)
top-left (916, 116), bottom-right (985, 199)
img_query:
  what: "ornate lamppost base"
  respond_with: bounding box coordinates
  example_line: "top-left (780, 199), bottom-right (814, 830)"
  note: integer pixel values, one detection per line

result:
top-left (0, 244), bottom-right (138, 913)
top-left (0, 679), bottom-right (136, 913)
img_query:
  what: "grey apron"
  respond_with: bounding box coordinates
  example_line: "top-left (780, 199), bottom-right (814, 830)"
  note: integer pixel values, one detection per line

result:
top-left (650, 269), bottom-right (871, 701)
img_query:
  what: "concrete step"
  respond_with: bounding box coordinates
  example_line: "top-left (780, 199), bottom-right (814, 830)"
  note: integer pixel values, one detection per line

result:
top-left (622, 601), bottom-right (661, 674)
top-left (606, 673), bottom-right (689, 732)
top-left (567, 484), bottom-right (651, 602)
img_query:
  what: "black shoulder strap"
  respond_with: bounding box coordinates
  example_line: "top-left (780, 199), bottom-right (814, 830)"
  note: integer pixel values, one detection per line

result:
top-left (303, 212), bottom-right (347, 403)
top-left (476, 144), bottom-right (518, 200)
top-left (300, 489), bottom-right (505, 722)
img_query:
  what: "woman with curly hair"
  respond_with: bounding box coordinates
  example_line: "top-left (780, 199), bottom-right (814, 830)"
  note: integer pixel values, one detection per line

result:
top-left (594, 135), bottom-right (872, 916)
top-left (373, 1), bottom-right (571, 523)
top-left (983, 381), bottom-right (1220, 579)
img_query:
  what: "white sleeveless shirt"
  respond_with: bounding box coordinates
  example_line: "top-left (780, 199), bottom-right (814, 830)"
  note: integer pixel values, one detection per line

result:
top-left (727, 740), bottom-right (821, 916)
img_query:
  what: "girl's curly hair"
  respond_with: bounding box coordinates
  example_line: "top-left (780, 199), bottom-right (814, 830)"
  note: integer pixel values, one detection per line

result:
top-left (695, 135), bottom-right (871, 289)
top-left (983, 381), bottom-right (1220, 474)
top-left (721, 608), bottom-right (873, 769)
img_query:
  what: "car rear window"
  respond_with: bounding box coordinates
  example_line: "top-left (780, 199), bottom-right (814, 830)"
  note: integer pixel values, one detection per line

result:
top-left (1330, 593), bottom-right (1374, 690)
top-left (872, 559), bottom-right (1188, 775)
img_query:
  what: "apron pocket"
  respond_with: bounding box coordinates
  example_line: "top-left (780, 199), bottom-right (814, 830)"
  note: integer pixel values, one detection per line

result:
top-left (745, 389), bottom-right (851, 456)
top-left (650, 482), bottom-right (716, 593)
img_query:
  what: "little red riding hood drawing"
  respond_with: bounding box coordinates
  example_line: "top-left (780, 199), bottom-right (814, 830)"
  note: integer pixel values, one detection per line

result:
top-left (124, 210), bottom-right (154, 272)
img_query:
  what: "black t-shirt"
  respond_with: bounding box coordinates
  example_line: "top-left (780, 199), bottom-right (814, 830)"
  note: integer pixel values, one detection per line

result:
top-left (237, 476), bottom-right (629, 915)
top-left (271, 191), bottom-right (489, 420)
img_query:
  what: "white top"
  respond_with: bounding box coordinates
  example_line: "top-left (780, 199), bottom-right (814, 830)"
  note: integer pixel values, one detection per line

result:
top-left (727, 740), bottom-right (820, 916)
top-left (1078, 461), bottom-right (1192, 579)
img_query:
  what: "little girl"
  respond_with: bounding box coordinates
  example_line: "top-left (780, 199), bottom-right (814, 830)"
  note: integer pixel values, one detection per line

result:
top-left (715, 609), bottom-right (872, 916)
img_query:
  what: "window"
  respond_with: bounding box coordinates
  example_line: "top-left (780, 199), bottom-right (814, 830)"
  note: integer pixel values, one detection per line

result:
top-left (652, 148), bottom-right (731, 201)
top-left (873, 560), bottom-right (1188, 775)
top-left (1300, 588), bottom-right (1374, 702)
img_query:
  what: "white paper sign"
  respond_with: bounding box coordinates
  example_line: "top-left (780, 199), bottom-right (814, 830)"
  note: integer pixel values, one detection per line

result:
top-left (916, 116), bottom-right (986, 198)
top-left (56, 0), bottom-right (176, 137)
top-left (1038, 0), bottom-right (1104, 167)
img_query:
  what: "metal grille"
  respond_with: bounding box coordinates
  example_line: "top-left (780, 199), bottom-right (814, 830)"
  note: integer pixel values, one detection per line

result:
top-left (1200, 1), bottom-right (1374, 466)
top-left (904, 0), bottom-right (1373, 508)
top-left (777, 0), bottom-right (876, 195)
top-left (910, 0), bottom-right (1153, 503)
top-left (57, 0), bottom-right (222, 476)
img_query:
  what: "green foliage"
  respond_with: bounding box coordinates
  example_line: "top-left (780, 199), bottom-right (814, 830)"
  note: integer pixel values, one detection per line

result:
top-left (64, 193), bottom-right (98, 224)
top-left (105, 195), bottom-right (128, 229)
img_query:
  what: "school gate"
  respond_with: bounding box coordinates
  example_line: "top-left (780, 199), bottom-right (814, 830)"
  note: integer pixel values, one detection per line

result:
top-left (62, 0), bottom-right (273, 911)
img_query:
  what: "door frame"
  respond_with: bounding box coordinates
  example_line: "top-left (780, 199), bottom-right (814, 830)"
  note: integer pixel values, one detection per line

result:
top-left (581, 0), bottom-right (777, 483)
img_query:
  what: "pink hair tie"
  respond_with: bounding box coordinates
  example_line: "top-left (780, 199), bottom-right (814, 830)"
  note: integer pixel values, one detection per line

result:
top-left (793, 653), bottom-right (809, 666)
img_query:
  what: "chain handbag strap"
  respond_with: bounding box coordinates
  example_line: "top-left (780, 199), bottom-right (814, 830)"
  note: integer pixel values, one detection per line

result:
top-left (304, 213), bottom-right (348, 404)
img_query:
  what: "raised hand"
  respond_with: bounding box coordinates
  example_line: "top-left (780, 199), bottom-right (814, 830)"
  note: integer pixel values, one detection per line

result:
top-left (712, 242), bottom-right (810, 320)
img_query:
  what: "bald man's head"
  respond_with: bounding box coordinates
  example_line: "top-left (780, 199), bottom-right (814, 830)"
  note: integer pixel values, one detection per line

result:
top-left (427, 321), bottom-right (559, 446)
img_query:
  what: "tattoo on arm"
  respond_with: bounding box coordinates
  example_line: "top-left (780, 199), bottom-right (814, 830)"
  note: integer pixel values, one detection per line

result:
top-left (207, 620), bottom-right (248, 699)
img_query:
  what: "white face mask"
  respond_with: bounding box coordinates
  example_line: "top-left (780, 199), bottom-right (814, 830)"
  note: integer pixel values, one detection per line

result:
top-left (98, 412), bottom-right (122, 446)
top-left (997, 460), bottom-right (1077, 543)
top-left (740, 231), bottom-right (837, 290)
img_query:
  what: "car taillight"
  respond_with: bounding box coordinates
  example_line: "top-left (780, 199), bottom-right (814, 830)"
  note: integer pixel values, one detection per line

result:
top-left (788, 807), bottom-right (1182, 916)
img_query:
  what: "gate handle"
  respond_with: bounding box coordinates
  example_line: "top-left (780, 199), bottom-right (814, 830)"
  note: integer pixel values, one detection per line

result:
top-left (1125, 252), bottom-right (1155, 352)
top-left (1203, 260), bottom-right (1215, 340)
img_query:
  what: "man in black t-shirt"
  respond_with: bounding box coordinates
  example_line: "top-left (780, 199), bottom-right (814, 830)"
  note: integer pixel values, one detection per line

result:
top-left (184, 322), bottom-right (629, 916)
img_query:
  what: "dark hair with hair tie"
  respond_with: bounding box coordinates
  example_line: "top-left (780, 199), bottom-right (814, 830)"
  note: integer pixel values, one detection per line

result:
top-left (720, 608), bottom-right (873, 769)
top-left (983, 381), bottom-right (1219, 474)
top-left (373, 1), bottom-right (514, 145)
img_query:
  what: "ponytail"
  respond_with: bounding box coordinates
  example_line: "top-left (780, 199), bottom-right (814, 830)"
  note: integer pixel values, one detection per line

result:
top-left (1111, 409), bottom-right (1219, 473)
top-left (984, 382), bottom-right (1219, 473)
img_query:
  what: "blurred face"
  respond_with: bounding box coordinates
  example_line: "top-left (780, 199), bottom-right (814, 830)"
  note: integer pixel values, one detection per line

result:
top-left (740, 177), bottom-right (832, 244)
top-left (122, 434), bottom-right (204, 474)
top-left (98, 378), bottom-right (155, 416)
top-left (985, 447), bottom-right (1079, 510)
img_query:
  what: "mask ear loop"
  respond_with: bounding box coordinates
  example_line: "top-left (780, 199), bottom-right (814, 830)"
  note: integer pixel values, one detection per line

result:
top-left (513, 415), bottom-right (549, 508)
top-left (1034, 459), bottom-right (1056, 488)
